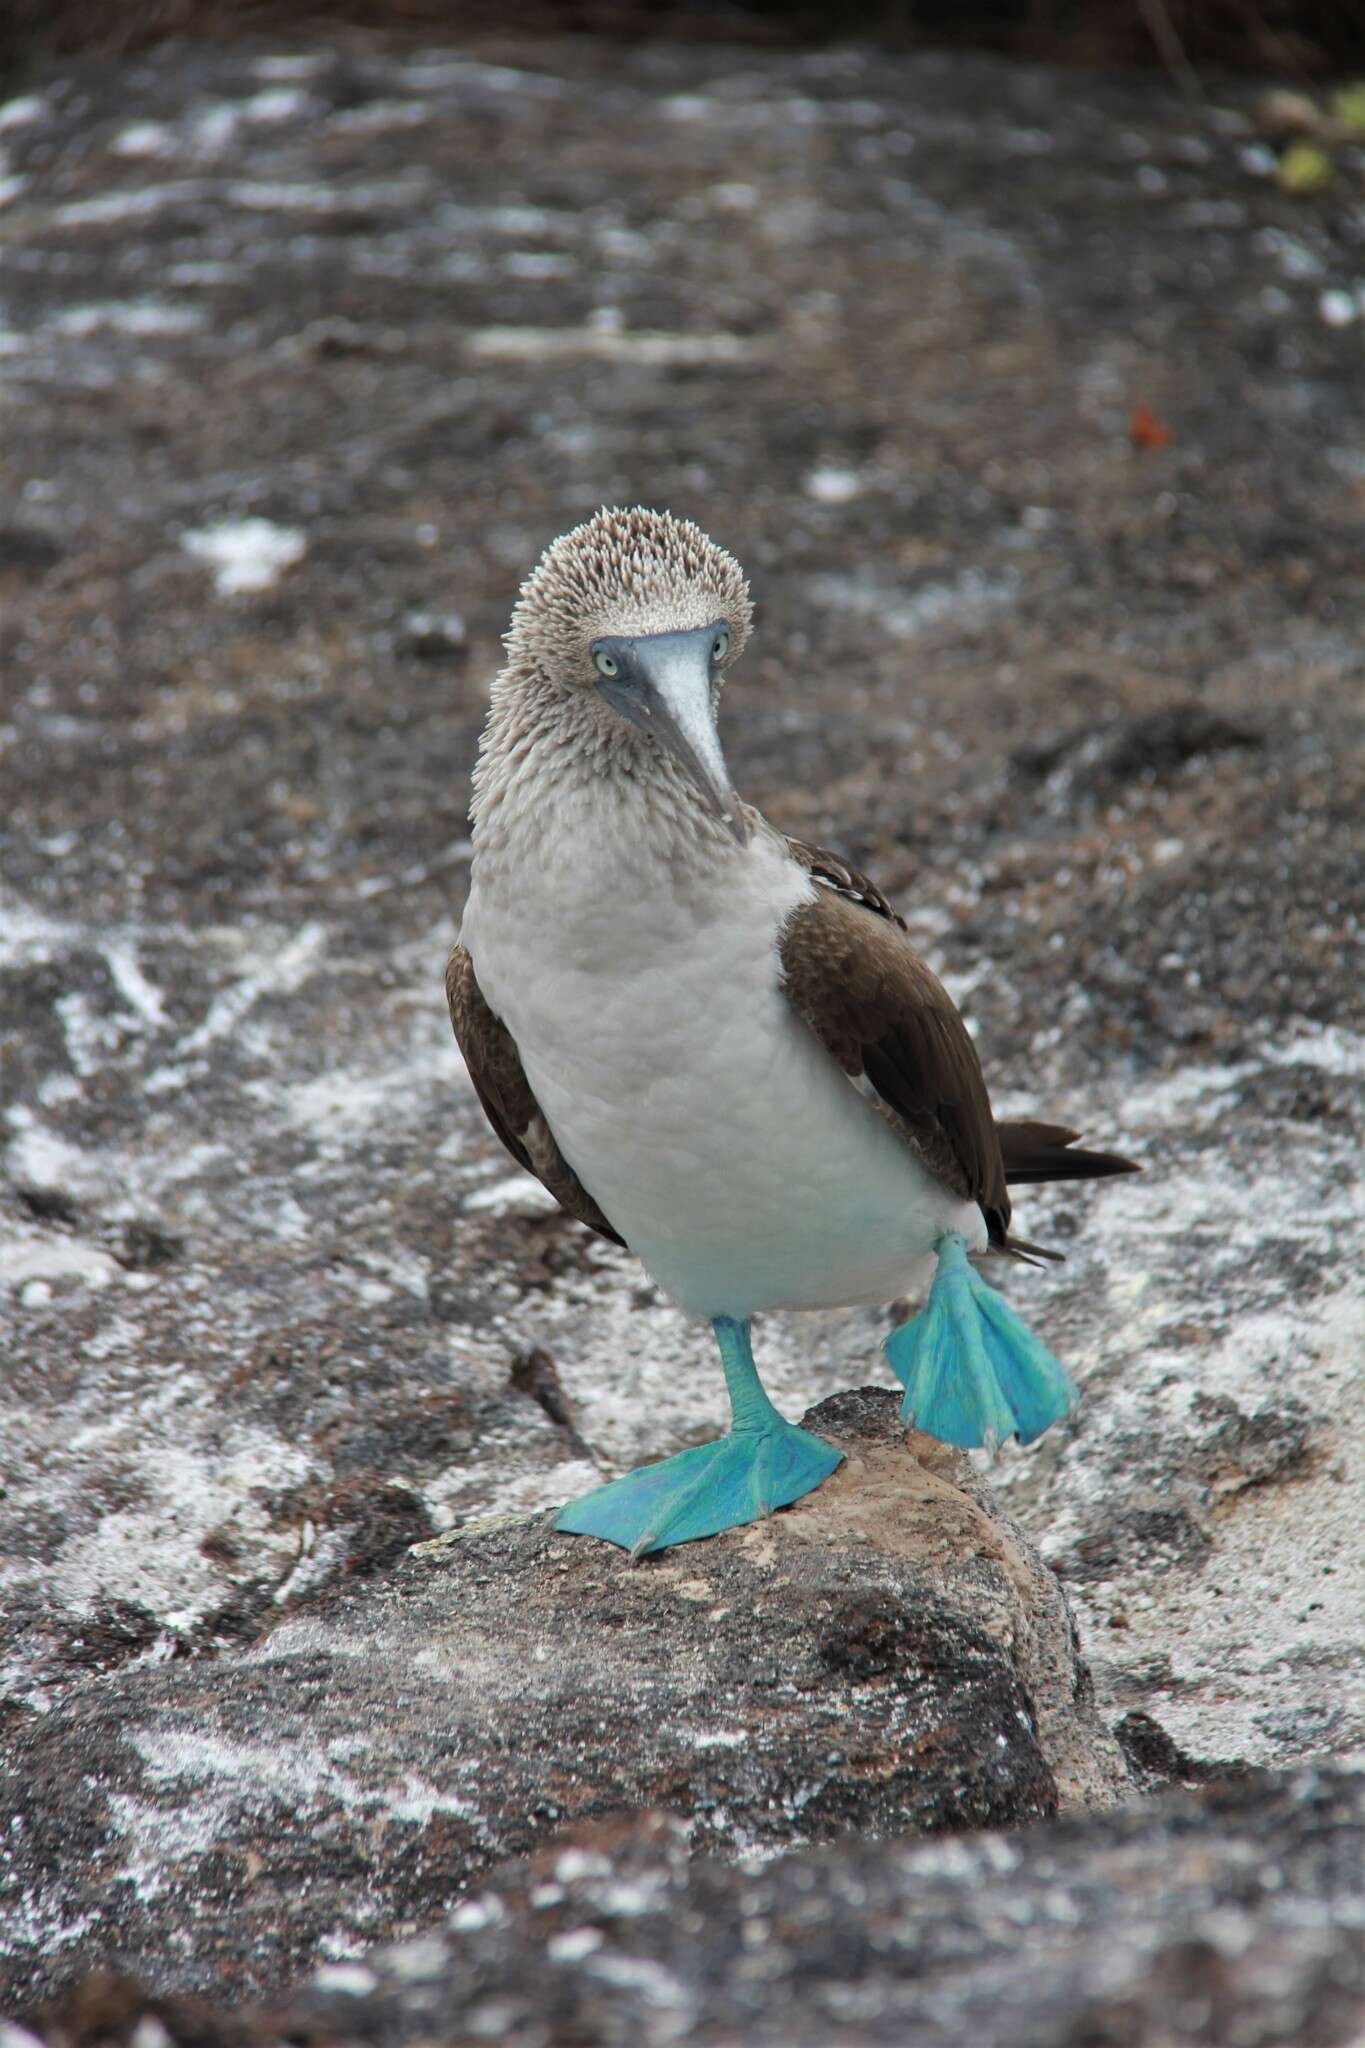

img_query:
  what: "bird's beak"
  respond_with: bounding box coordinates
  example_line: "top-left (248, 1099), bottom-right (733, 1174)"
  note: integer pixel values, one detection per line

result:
top-left (596, 627), bottom-right (749, 845)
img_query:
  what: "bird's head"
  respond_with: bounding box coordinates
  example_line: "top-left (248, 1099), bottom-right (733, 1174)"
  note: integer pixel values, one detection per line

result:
top-left (504, 505), bottom-right (754, 843)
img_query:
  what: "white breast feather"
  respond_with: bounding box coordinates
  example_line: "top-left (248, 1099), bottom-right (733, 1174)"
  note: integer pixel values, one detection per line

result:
top-left (461, 780), bottom-right (984, 1316)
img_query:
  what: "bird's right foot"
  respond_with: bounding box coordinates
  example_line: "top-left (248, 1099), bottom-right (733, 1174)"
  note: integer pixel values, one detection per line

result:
top-left (554, 1417), bottom-right (843, 1560)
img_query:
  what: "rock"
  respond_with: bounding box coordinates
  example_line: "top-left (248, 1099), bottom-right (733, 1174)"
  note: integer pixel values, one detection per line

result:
top-left (0, 1392), bottom-right (1130, 2006)
top-left (20, 1774), bottom-right (1365, 2047)
top-left (397, 611), bottom-right (468, 662)
top-left (0, 527), bottom-right (63, 577)
top-left (1255, 87), bottom-right (1326, 142)
top-left (1113, 1707), bottom-right (1249, 1792)
top-left (1011, 704), bottom-right (1263, 802)
top-left (0, 23), bottom-right (1361, 2028)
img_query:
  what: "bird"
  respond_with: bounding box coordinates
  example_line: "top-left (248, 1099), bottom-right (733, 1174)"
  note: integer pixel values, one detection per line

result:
top-left (448, 506), bottom-right (1137, 1558)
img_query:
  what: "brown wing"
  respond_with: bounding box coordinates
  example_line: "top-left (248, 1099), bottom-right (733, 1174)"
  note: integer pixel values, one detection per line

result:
top-left (782, 838), bottom-right (1012, 1248)
top-left (782, 840), bottom-right (1137, 1252)
top-left (786, 838), bottom-right (909, 930)
top-left (445, 944), bottom-right (625, 1247)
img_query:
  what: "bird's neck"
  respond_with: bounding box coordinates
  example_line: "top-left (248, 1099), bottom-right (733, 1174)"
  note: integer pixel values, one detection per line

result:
top-left (470, 664), bottom-right (741, 881)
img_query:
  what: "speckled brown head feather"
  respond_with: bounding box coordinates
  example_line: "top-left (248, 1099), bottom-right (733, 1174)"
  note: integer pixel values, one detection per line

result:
top-left (504, 505), bottom-right (753, 689)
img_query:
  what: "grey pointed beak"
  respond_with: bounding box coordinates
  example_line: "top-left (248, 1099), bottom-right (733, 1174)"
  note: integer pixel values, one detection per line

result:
top-left (594, 625), bottom-right (748, 844)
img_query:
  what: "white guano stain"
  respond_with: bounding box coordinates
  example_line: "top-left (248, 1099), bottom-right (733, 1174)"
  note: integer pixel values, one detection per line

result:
top-left (110, 122), bottom-right (177, 158)
top-left (53, 183), bottom-right (214, 227)
top-left (102, 945), bottom-right (169, 1030)
top-left (804, 466), bottom-right (863, 504)
top-left (810, 567), bottom-right (1019, 640)
top-left (180, 516), bottom-right (307, 596)
top-left (226, 176), bottom-right (426, 212)
top-left (0, 96), bottom-right (48, 131)
top-left (51, 302), bottom-right (205, 338)
top-left (465, 327), bottom-right (771, 366)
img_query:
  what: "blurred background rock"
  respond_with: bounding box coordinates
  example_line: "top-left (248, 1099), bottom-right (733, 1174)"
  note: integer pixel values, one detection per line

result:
top-left (3, 0), bottom-right (1365, 73)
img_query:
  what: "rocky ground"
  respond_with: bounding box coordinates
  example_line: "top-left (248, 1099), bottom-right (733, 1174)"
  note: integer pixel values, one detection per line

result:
top-left (1, 1396), bottom-right (1136, 2005)
top-left (0, 26), bottom-right (1362, 2042)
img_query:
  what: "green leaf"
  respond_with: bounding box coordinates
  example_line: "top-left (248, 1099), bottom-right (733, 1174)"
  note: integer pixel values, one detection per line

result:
top-left (1277, 143), bottom-right (1334, 195)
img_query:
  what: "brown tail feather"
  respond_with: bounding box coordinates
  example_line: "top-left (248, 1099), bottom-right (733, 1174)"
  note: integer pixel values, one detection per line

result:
top-left (997, 1118), bottom-right (1140, 1187)
top-left (996, 1233), bottom-right (1065, 1267)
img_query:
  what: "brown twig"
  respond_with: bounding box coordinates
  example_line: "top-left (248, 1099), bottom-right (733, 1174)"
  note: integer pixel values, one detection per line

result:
top-left (1135, 0), bottom-right (1207, 101)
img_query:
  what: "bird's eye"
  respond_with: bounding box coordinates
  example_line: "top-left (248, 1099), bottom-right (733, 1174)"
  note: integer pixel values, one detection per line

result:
top-left (711, 627), bottom-right (730, 662)
top-left (593, 650), bottom-right (618, 678)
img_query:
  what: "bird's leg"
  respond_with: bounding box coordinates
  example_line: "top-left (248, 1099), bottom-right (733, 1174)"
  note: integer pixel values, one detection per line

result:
top-left (553, 1316), bottom-right (843, 1559)
top-left (883, 1233), bottom-right (1079, 1451)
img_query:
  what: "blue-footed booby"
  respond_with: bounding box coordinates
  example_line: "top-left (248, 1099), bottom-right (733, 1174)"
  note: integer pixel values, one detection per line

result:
top-left (448, 507), bottom-right (1136, 1557)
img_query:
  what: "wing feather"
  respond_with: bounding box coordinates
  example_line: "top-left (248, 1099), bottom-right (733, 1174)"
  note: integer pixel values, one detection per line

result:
top-left (781, 839), bottom-right (1012, 1249)
top-left (781, 838), bottom-right (1137, 1253)
top-left (445, 944), bottom-right (625, 1247)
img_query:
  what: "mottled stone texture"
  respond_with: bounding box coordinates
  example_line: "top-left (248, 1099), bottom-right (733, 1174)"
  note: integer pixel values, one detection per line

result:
top-left (0, 1394), bottom-right (1130, 2006)
top-left (0, 22), bottom-right (1362, 2041)
top-left (19, 1778), bottom-right (1365, 2046)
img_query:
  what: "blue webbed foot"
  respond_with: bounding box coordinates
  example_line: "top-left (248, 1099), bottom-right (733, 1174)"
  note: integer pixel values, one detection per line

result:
top-left (554, 1314), bottom-right (843, 1558)
top-left (554, 1420), bottom-right (842, 1559)
top-left (884, 1234), bottom-right (1078, 1451)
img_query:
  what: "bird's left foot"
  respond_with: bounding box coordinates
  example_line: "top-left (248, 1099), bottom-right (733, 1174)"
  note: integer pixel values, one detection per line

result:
top-left (885, 1232), bottom-right (1078, 1450)
top-left (554, 1418), bottom-right (842, 1560)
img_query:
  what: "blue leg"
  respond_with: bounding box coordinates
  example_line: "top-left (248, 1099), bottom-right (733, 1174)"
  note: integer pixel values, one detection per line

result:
top-left (884, 1234), bottom-right (1079, 1451)
top-left (554, 1317), bottom-right (843, 1558)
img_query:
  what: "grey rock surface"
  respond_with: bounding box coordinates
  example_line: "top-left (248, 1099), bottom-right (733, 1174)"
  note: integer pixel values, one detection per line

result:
top-left (218, 1773), bottom-right (1365, 2048)
top-left (0, 1392), bottom-right (1131, 2005)
top-left (17, 1775), bottom-right (1365, 2046)
top-left (0, 21), bottom-right (1362, 2027)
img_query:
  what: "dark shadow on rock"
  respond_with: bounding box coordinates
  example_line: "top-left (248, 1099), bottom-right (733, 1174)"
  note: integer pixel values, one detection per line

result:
top-left (1011, 703), bottom-right (1264, 803)
top-left (1114, 1707), bottom-right (1254, 1793)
